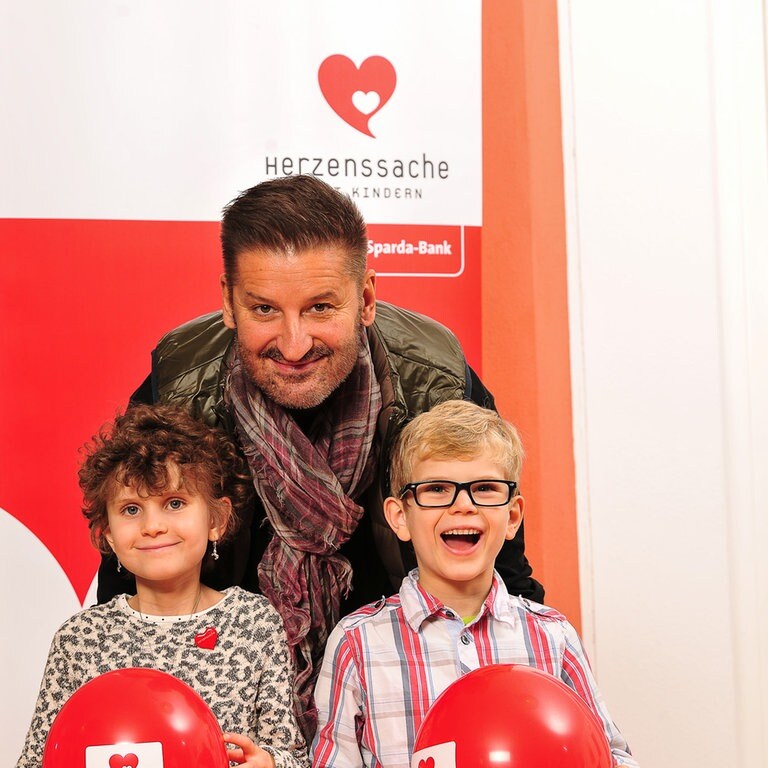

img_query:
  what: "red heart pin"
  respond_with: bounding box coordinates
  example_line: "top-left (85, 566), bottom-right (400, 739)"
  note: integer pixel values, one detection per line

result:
top-left (418, 758), bottom-right (435, 768)
top-left (318, 55), bottom-right (396, 137)
top-left (109, 753), bottom-right (139, 768)
top-left (194, 626), bottom-right (218, 650)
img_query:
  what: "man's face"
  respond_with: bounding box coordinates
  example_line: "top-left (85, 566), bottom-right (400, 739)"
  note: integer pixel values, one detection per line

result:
top-left (221, 246), bottom-right (376, 409)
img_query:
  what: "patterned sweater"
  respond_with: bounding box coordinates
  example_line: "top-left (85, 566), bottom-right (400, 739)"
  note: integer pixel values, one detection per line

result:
top-left (16, 587), bottom-right (308, 768)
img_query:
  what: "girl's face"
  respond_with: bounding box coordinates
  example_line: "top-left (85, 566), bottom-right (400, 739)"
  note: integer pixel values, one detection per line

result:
top-left (104, 464), bottom-right (225, 591)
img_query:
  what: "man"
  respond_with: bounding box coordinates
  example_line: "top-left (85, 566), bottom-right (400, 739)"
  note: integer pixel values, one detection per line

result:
top-left (97, 174), bottom-right (543, 737)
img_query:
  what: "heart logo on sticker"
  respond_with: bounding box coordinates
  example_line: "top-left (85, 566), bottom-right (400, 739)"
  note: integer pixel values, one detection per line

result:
top-left (318, 55), bottom-right (396, 137)
top-left (411, 741), bottom-right (455, 768)
top-left (194, 626), bottom-right (218, 650)
top-left (109, 754), bottom-right (139, 768)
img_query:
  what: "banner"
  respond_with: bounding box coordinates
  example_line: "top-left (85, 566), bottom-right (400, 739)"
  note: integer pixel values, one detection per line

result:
top-left (0, 2), bottom-right (481, 762)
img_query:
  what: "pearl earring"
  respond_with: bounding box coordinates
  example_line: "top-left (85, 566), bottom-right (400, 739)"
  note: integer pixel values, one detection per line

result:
top-left (212, 540), bottom-right (219, 561)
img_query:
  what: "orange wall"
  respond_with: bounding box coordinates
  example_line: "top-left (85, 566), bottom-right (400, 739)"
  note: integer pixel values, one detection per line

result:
top-left (482, 0), bottom-right (580, 627)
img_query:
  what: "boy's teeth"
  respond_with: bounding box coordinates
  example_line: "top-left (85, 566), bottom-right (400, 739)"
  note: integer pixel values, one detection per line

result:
top-left (441, 530), bottom-right (482, 550)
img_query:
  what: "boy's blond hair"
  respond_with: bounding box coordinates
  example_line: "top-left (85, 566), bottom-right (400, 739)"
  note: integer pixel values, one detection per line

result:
top-left (389, 400), bottom-right (524, 494)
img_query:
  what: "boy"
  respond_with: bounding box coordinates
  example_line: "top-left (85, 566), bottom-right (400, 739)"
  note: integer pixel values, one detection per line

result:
top-left (312, 400), bottom-right (637, 768)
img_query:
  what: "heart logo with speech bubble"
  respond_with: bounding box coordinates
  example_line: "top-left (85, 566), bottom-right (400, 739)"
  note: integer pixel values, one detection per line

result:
top-left (318, 55), bottom-right (396, 137)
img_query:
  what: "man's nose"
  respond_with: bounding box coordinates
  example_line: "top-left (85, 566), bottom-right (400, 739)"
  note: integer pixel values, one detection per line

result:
top-left (276, 317), bottom-right (313, 361)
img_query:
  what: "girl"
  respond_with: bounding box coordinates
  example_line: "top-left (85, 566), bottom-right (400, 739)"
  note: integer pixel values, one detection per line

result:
top-left (16, 405), bottom-right (308, 768)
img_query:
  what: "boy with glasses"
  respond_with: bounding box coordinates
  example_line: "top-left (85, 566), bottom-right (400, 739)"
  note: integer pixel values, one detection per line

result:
top-left (311, 400), bottom-right (637, 768)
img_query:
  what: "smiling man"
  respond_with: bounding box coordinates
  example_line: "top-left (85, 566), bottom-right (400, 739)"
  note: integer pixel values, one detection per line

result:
top-left (222, 244), bottom-right (372, 409)
top-left (96, 174), bottom-right (543, 739)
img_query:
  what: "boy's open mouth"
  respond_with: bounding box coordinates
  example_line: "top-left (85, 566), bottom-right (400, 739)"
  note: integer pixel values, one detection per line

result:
top-left (440, 529), bottom-right (482, 552)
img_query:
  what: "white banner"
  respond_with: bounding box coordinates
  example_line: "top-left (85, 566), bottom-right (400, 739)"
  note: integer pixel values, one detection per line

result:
top-left (1, 1), bottom-right (481, 224)
top-left (0, 3), bottom-right (482, 765)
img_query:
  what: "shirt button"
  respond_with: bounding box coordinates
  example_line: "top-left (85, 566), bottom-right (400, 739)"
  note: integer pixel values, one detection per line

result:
top-left (460, 634), bottom-right (471, 645)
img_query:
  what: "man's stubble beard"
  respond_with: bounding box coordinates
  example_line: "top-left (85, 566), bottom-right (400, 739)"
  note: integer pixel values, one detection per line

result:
top-left (238, 314), bottom-right (365, 410)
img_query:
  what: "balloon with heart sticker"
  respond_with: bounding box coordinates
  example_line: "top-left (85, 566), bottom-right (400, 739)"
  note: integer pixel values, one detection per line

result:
top-left (42, 668), bottom-right (228, 768)
top-left (412, 664), bottom-right (613, 767)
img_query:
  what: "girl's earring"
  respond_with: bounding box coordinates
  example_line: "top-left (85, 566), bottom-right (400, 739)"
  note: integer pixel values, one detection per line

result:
top-left (212, 540), bottom-right (219, 561)
top-left (116, 558), bottom-right (123, 573)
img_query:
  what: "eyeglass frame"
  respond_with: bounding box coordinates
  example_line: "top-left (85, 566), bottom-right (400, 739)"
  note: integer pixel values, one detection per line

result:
top-left (398, 479), bottom-right (519, 508)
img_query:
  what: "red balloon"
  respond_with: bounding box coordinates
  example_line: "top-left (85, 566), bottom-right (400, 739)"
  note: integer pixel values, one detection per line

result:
top-left (42, 668), bottom-right (228, 768)
top-left (412, 664), bottom-right (613, 768)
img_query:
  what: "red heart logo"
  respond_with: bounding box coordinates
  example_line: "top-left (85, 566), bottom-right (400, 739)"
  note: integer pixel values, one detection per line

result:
top-left (109, 753), bottom-right (139, 768)
top-left (318, 55), bottom-right (396, 137)
top-left (418, 758), bottom-right (435, 768)
top-left (194, 626), bottom-right (218, 650)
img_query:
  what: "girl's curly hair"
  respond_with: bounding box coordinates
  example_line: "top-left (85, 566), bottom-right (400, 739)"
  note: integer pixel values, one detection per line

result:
top-left (79, 404), bottom-right (253, 555)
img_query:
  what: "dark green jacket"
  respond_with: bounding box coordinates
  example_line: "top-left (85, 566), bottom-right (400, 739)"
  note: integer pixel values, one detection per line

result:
top-left (97, 302), bottom-right (542, 607)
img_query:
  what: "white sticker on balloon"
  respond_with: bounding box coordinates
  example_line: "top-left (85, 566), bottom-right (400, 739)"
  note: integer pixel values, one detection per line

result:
top-left (85, 741), bottom-right (164, 768)
top-left (410, 740), bottom-right (456, 768)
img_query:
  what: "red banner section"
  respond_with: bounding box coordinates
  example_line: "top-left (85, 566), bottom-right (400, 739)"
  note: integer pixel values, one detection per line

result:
top-left (0, 219), bottom-right (480, 602)
top-left (371, 225), bottom-right (481, 370)
top-left (1, 219), bottom-right (222, 602)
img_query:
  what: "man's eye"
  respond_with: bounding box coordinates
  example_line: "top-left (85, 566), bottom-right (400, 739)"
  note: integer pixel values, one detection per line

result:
top-left (253, 305), bottom-right (274, 315)
top-left (167, 498), bottom-right (185, 511)
top-left (310, 303), bottom-right (332, 313)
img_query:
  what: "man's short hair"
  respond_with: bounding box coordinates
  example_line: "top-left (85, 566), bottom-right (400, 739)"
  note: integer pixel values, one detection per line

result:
top-left (79, 404), bottom-right (252, 553)
top-left (389, 400), bottom-right (525, 495)
top-left (220, 174), bottom-right (368, 283)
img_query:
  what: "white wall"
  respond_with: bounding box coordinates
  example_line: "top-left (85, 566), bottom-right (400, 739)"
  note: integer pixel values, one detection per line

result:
top-left (559, 1), bottom-right (768, 766)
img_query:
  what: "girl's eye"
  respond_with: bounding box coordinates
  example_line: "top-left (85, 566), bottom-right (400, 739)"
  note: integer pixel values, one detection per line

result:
top-left (167, 498), bottom-right (185, 511)
top-left (122, 504), bottom-right (141, 517)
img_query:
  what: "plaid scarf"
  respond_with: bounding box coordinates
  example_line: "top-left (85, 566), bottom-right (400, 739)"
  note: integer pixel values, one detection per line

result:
top-left (225, 333), bottom-right (381, 740)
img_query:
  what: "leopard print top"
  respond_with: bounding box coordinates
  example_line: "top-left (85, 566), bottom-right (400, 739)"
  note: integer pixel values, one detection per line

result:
top-left (16, 587), bottom-right (308, 768)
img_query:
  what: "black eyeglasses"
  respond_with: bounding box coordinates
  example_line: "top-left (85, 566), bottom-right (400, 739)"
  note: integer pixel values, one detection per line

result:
top-left (398, 480), bottom-right (518, 508)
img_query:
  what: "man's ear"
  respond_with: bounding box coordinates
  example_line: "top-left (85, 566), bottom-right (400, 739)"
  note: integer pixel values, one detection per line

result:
top-left (221, 274), bottom-right (236, 330)
top-left (360, 269), bottom-right (376, 327)
top-left (505, 494), bottom-right (525, 540)
top-left (210, 497), bottom-right (233, 541)
top-left (384, 496), bottom-right (411, 542)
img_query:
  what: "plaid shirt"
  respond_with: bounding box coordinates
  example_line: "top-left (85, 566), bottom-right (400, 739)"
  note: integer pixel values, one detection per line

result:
top-left (312, 570), bottom-right (638, 768)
